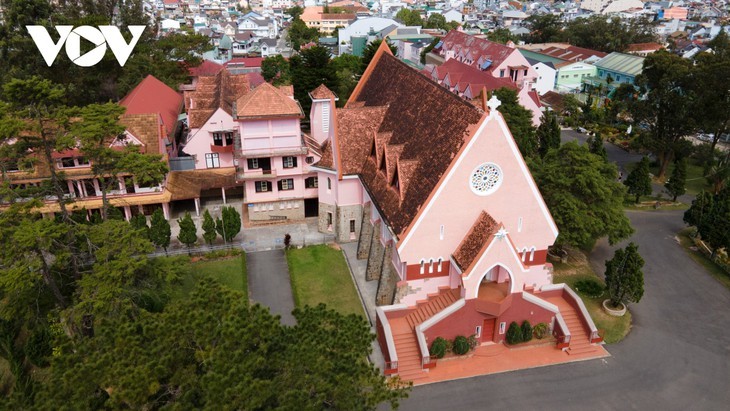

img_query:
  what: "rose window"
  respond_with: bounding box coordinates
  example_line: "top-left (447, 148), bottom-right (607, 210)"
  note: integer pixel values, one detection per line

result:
top-left (470, 163), bottom-right (503, 195)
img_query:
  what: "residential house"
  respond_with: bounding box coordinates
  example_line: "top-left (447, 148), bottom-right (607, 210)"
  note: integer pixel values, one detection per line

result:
top-left (626, 42), bottom-right (664, 56)
top-left (586, 52), bottom-right (645, 89)
top-left (310, 42), bottom-right (602, 382)
top-left (526, 58), bottom-right (557, 96)
top-left (238, 14), bottom-right (279, 39)
top-left (339, 17), bottom-right (402, 55)
top-left (301, 6), bottom-right (356, 34)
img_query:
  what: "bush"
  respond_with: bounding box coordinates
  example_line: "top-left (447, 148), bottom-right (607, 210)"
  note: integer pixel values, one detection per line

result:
top-left (533, 322), bottom-right (548, 339)
top-left (429, 337), bottom-right (448, 359)
top-left (467, 334), bottom-right (478, 350)
top-left (521, 320), bottom-right (533, 342)
top-left (452, 335), bottom-right (470, 355)
top-left (506, 321), bottom-right (522, 345)
top-left (26, 326), bottom-right (52, 367)
top-left (574, 279), bottom-right (605, 298)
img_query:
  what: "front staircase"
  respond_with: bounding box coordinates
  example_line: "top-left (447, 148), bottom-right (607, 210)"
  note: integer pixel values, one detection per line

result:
top-left (390, 288), bottom-right (461, 382)
top-left (543, 295), bottom-right (600, 356)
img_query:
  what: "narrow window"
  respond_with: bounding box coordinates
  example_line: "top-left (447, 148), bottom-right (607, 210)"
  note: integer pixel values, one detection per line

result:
top-left (327, 177), bottom-right (331, 191)
top-left (349, 219), bottom-right (356, 233)
top-left (437, 258), bottom-right (443, 273)
top-left (225, 132), bottom-right (234, 146)
top-left (440, 225), bottom-right (444, 240)
top-left (327, 212), bottom-right (333, 230)
top-left (499, 322), bottom-right (506, 334)
top-left (282, 156), bottom-right (297, 168)
top-left (475, 326), bottom-right (482, 338)
top-left (521, 248), bottom-right (527, 262)
top-left (529, 247), bottom-right (535, 262)
top-left (247, 158), bottom-right (260, 169)
top-left (420, 259), bottom-right (425, 274)
top-left (518, 217), bottom-right (523, 233)
top-left (428, 259), bottom-right (434, 273)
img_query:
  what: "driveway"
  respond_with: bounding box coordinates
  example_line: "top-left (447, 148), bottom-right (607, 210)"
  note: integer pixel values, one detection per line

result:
top-left (246, 250), bottom-right (296, 326)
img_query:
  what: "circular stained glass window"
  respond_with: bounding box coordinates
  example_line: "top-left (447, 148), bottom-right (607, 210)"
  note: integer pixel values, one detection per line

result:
top-left (470, 163), bottom-right (503, 196)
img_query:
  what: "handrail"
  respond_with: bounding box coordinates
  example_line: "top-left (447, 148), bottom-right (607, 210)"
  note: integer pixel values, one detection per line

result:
top-left (542, 283), bottom-right (599, 340)
top-left (376, 306), bottom-right (401, 371)
top-left (415, 298), bottom-right (465, 368)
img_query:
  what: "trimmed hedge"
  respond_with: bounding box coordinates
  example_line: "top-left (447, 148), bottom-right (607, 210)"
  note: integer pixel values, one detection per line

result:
top-left (521, 320), bottom-right (533, 342)
top-left (533, 322), bottom-right (548, 339)
top-left (429, 337), bottom-right (448, 359)
top-left (506, 321), bottom-right (522, 345)
top-left (452, 335), bottom-right (470, 355)
top-left (575, 279), bottom-right (605, 298)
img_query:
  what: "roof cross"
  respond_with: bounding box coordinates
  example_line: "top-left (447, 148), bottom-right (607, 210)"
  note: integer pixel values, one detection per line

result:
top-left (487, 95), bottom-right (501, 118)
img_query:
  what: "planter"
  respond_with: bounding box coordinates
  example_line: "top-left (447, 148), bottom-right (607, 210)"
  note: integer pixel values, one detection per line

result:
top-left (547, 247), bottom-right (568, 263)
top-left (602, 299), bottom-right (627, 317)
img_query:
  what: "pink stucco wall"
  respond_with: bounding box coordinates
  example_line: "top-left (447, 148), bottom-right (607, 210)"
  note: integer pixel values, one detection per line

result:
top-left (518, 87), bottom-right (543, 126)
top-left (309, 99), bottom-right (335, 146)
top-left (397, 113), bottom-right (558, 277)
top-left (239, 118), bottom-right (301, 154)
top-left (489, 50), bottom-right (538, 88)
top-left (182, 108), bottom-right (237, 169)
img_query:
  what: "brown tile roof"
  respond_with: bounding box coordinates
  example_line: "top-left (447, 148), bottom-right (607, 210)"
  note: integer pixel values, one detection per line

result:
top-left (235, 82), bottom-right (303, 119)
top-left (539, 91), bottom-right (564, 112)
top-left (186, 70), bottom-right (250, 129)
top-left (309, 84), bottom-right (337, 100)
top-left (120, 113), bottom-right (163, 155)
top-left (278, 85), bottom-right (294, 97)
top-left (188, 60), bottom-right (224, 77)
top-left (452, 211), bottom-right (498, 271)
top-left (538, 45), bottom-right (607, 62)
top-left (166, 168), bottom-right (237, 200)
top-left (436, 30), bottom-right (517, 70)
top-left (331, 52), bottom-right (483, 236)
top-left (626, 42), bottom-right (663, 52)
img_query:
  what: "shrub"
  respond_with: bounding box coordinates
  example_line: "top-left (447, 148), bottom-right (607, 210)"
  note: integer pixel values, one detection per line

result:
top-left (467, 334), bottom-right (478, 350)
top-left (429, 337), bottom-right (448, 359)
top-left (533, 322), bottom-right (548, 339)
top-left (521, 320), bottom-right (533, 342)
top-left (506, 321), bottom-right (522, 345)
top-left (284, 233), bottom-right (292, 249)
top-left (452, 335), bottom-right (470, 355)
top-left (574, 279), bottom-right (605, 298)
top-left (26, 326), bottom-right (52, 367)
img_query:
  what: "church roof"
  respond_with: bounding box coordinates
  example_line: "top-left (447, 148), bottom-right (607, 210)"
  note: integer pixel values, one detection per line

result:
top-left (309, 84), bottom-right (338, 100)
top-left (453, 211), bottom-right (498, 272)
top-left (320, 46), bottom-right (483, 236)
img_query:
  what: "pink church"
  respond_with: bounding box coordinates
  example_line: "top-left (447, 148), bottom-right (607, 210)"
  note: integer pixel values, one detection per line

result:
top-left (310, 43), bottom-right (602, 382)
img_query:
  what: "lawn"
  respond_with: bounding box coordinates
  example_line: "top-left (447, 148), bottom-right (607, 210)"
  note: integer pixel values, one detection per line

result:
top-left (650, 160), bottom-right (708, 195)
top-left (676, 228), bottom-right (730, 291)
top-left (552, 273), bottom-right (632, 344)
top-left (174, 254), bottom-right (248, 299)
top-left (286, 245), bottom-right (365, 318)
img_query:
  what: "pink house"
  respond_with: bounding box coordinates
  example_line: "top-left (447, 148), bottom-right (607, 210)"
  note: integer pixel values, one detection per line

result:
top-left (311, 43), bottom-right (602, 382)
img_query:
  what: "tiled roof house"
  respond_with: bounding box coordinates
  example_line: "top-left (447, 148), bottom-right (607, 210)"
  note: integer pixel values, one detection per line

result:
top-left (309, 42), bottom-right (603, 383)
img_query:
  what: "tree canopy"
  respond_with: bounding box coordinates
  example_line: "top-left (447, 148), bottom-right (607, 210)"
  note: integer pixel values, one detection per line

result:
top-left (531, 142), bottom-right (633, 250)
top-left (493, 87), bottom-right (537, 159)
top-left (605, 243), bottom-right (645, 307)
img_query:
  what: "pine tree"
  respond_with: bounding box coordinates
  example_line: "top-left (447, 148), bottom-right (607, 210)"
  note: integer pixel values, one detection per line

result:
top-left (665, 158), bottom-right (687, 202)
top-left (202, 209), bottom-right (217, 246)
top-left (506, 321), bottom-right (523, 345)
top-left (129, 214), bottom-right (149, 239)
top-left (216, 206), bottom-right (242, 243)
top-left (536, 111), bottom-right (561, 157)
top-left (605, 242), bottom-right (645, 308)
top-left (149, 209), bottom-right (171, 253)
top-left (588, 133), bottom-right (607, 160)
top-left (684, 190), bottom-right (713, 228)
top-left (624, 156), bottom-right (652, 203)
top-left (177, 212), bottom-right (197, 252)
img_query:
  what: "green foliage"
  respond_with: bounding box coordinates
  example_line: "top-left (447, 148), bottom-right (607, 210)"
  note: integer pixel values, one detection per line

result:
top-left (575, 279), bottom-right (605, 298)
top-left (487, 28), bottom-right (519, 44)
top-left (25, 326), bottom-right (52, 367)
top-left (430, 337), bottom-right (448, 359)
top-left (537, 111), bottom-right (561, 158)
top-left (665, 158), bottom-right (687, 201)
top-left (506, 321), bottom-right (523, 345)
top-left (624, 156), bottom-right (652, 203)
top-left (533, 322), bottom-right (548, 339)
top-left (261, 55), bottom-right (291, 85)
top-left (362, 39), bottom-right (398, 72)
top-left (587, 133), bottom-right (608, 160)
top-left (291, 45), bottom-right (338, 119)
top-left (202, 209), bottom-right (217, 246)
top-left (395, 8), bottom-right (423, 26)
top-left (149, 209), bottom-right (171, 252)
top-left (684, 190), bottom-right (714, 227)
top-left (605, 242), bottom-right (645, 307)
top-left (452, 335), bottom-right (470, 355)
top-left (288, 18), bottom-right (320, 51)
top-left (420, 37), bottom-right (440, 65)
top-left (285, 5), bottom-right (304, 20)
top-left (177, 212), bottom-right (197, 250)
top-left (531, 142), bottom-right (633, 250)
top-left (562, 16), bottom-right (657, 52)
top-left (34, 283), bottom-right (410, 409)
top-left (215, 206), bottom-right (241, 242)
top-left (521, 320), bottom-right (533, 342)
top-left (700, 187), bottom-right (730, 254)
top-left (129, 214), bottom-right (149, 239)
top-left (494, 87), bottom-right (538, 158)
top-left (525, 13), bottom-right (564, 44)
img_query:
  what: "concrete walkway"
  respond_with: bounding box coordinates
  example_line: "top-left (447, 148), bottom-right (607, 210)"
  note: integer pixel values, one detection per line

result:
top-left (246, 250), bottom-right (296, 326)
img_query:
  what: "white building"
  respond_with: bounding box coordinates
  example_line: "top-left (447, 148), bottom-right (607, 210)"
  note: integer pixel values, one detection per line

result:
top-left (530, 61), bottom-right (557, 96)
top-left (338, 17), bottom-right (403, 55)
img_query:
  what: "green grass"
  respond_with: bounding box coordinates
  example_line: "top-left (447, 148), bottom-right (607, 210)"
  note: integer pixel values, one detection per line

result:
top-left (676, 228), bottom-right (730, 291)
top-left (553, 273), bottom-right (632, 344)
top-left (650, 160), bottom-right (708, 195)
top-left (286, 245), bottom-right (365, 318)
top-left (173, 254), bottom-right (248, 300)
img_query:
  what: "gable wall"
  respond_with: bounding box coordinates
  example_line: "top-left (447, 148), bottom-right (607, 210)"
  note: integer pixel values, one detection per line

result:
top-left (182, 108), bottom-right (237, 169)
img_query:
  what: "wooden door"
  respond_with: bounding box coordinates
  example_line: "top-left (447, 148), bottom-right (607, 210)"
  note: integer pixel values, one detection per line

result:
top-left (482, 318), bottom-right (496, 342)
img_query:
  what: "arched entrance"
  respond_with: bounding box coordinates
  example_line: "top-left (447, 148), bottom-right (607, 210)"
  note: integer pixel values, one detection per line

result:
top-left (474, 264), bottom-right (515, 299)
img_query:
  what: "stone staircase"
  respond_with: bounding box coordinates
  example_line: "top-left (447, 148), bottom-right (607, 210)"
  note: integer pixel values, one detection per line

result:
top-left (405, 288), bottom-right (461, 328)
top-left (543, 295), bottom-right (599, 356)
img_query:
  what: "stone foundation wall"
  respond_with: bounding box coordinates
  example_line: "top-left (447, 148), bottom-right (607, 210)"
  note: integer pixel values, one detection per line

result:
top-left (247, 200), bottom-right (305, 221)
top-left (366, 221), bottom-right (384, 281)
top-left (336, 204), bottom-right (362, 243)
top-left (376, 252), bottom-right (399, 306)
top-left (318, 202), bottom-right (336, 234)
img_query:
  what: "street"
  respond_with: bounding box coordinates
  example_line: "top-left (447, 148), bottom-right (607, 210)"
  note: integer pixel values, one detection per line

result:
top-left (399, 132), bottom-right (730, 410)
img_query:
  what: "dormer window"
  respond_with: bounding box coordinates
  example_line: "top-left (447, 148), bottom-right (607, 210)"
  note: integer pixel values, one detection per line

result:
top-left (379, 150), bottom-right (386, 174)
top-left (370, 139), bottom-right (376, 158)
top-left (391, 165), bottom-right (399, 190)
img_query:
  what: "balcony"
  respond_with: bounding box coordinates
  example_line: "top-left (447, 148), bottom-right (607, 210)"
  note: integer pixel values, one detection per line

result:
top-left (210, 144), bottom-right (235, 154)
top-left (474, 281), bottom-right (512, 316)
top-left (236, 167), bottom-right (277, 181)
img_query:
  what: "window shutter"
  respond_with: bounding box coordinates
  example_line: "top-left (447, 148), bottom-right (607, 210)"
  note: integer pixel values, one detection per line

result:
top-left (266, 182), bottom-right (272, 192)
top-left (292, 157), bottom-right (297, 167)
top-left (277, 180), bottom-right (283, 191)
top-left (247, 159), bottom-right (255, 169)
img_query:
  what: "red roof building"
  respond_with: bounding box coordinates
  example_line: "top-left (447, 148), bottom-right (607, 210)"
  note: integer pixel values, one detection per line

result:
top-left (119, 75), bottom-right (183, 138)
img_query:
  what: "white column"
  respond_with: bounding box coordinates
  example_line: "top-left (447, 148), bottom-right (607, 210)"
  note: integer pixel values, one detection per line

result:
top-left (162, 202), bottom-right (171, 220)
top-left (221, 187), bottom-right (227, 204)
top-left (194, 197), bottom-right (201, 217)
top-left (123, 206), bottom-right (132, 221)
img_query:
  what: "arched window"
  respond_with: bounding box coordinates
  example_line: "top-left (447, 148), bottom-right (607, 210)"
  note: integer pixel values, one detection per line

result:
top-left (327, 177), bottom-right (331, 190)
top-left (521, 248), bottom-right (527, 262)
top-left (428, 259), bottom-right (434, 273)
top-left (437, 258), bottom-right (443, 273)
top-left (529, 247), bottom-right (536, 262)
top-left (420, 259), bottom-right (425, 274)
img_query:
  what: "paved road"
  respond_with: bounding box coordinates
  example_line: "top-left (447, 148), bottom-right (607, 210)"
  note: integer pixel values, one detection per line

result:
top-left (246, 250), bottom-right (296, 326)
top-left (400, 209), bottom-right (730, 410)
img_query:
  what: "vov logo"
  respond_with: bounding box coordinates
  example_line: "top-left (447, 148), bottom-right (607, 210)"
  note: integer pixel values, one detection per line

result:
top-left (26, 25), bottom-right (145, 67)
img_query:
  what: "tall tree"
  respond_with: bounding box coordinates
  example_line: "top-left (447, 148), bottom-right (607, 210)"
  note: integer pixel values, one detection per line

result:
top-left (361, 39), bottom-right (398, 72)
top-left (288, 18), bottom-right (319, 51)
top-left (536, 111), bottom-right (561, 157)
top-left (587, 133), bottom-right (608, 160)
top-left (395, 8), bottom-right (423, 26)
top-left (177, 212), bottom-right (197, 252)
top-left (493, 87), bottom-right (538, 159)
top-left (215, 206), bottom-right (241, 243)
top-left (424, 13), bottom-right (447, 30)
top-left (633, 50), bottom-right (695, 179)
top-left (664, 158), bottom-right (687, 202)
top-left (605, 243), bottom-right (645, 308)
top-left (693, 36), bottom-right (730, 155)
top-left (525, 13), bottom-right (563, 44)
top-left (487, 28), bottom-right (519, 45)
top-left (531, 142), bottom-right (633, 250)
top-left (261, 55), bottom-right (292, 86)
top-left (562, 15), bottom-right (656, 52)
top-left (129, 214), bottom-right (149, 239)
top-left (202, 209), bottom-right (217, 246)
top-left (291, 45), bottom-right (338, 118)
top-left (149, 209), bottom-right (171, 253)
top-left (624, 156), bottom-right (652, 203)
top-left (701, 187), bottom-right (730, 257)
top-left (684, 190), bottom-right (713, 228)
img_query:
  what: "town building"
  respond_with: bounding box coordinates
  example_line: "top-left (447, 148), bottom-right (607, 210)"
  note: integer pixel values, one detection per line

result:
top-left (310, 42), bottom-right (602, 382)
top-left (301, 6), bottom-right (356, 34)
